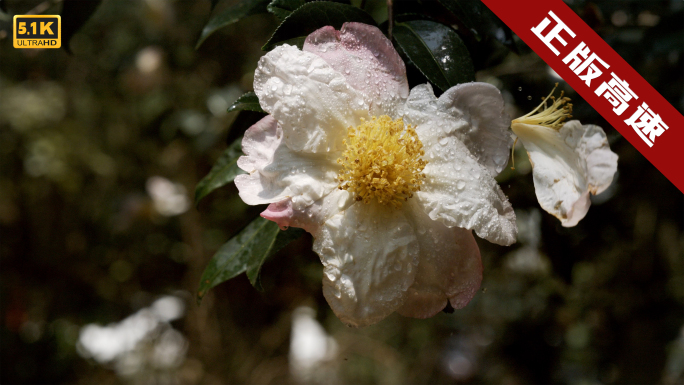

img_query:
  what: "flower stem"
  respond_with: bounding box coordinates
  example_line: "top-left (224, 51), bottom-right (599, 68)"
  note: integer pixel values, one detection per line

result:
top-left (387, 0), bottom-right (394, 40)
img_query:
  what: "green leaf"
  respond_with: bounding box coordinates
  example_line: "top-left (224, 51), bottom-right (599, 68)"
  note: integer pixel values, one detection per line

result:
top-left (227, 91), bottom-right (264, 113)
top-left (196, 0), bottom-right (271, 49)
top-left (246, 224), bottom-right (304, 290)
top-left (194, 136), bottom-right (245, 204)
top-left (262, 1), bottom-right (376, 51)
top-left (197, 217), bottom-right (305, 303)
top-left (267, 0), bottom-right (305, 21)
top-left (393, 20), bottom-right (475, 92)
top-left (60, 0), bottom-right (103, 53)
top-left (437, 0), bottom-right (517, 52)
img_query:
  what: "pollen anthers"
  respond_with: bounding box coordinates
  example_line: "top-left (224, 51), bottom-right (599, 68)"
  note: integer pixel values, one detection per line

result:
top-left (336, 115), bottom-right (427, 209)
top-left (512, 83), bottom-right (573, 130)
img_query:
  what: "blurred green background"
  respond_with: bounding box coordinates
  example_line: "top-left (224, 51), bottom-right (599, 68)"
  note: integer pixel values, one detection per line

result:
top-left (1, 0), bottom-right (683, 384)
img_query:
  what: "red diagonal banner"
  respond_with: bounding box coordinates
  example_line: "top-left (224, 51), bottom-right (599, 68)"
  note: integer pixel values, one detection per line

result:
top-left (481, 0), bottom-right (684, 194)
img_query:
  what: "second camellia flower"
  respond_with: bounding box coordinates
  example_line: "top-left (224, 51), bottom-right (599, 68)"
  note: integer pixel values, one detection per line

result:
top-left (511, 87), bottom-right (619, 227)
top-left (235, 22), bottom-right (517, 327)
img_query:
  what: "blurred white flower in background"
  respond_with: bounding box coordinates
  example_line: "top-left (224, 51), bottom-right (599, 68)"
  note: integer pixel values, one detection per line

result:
top-left (0, 82), bottom-right (66, 132)
top-left (77, 296), bottom-right (187, 381)
top-left (289, 306), bottom-right (338, 384)
top-left (146, 176), bottom-right (190, 216)
top-left (136, 46), bottom-right (164, 75)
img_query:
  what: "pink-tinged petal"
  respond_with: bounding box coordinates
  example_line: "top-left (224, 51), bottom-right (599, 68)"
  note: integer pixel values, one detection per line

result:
top-left (314, 203), bottom-right (419, 327)
top-left (254, 44), bottom-right (368, 153)
top-left (511, 120), bottom-right (618, 227)
top-left (237, 115), bottom-right (280, 173)
top-left (261, 189), bottom-right (353, 235)
top-left (261, 199), bottom-right (294, 230)
top-left (304, 23), bottom-right (408, 117)
top-left (235, 115), bottom-right (340, 207)
top-left (397, 201), bottom-right (482, 318)
top-left (564, 190), bottom-right (591, 227)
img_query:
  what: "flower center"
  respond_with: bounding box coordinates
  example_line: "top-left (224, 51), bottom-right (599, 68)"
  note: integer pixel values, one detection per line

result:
top-left (336, 115), bottom-right (427, 209)
top-left (512, 83), bottom-right (573, 130)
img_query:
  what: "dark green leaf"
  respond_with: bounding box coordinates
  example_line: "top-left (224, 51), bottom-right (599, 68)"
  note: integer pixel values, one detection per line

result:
top-left (246, 225), bottom-right (304, 290)
top-left (196, 0), bottom-right (271, 49)
top-left (227, 91), bottom-right (264, 113)
top-left (194, 136), bottom-right (245, 204)
top-left (197, 217), bottom-right (304, 303)
top-left (267, 0), bottom-right (305, 21)
top-left (393, 20), bottom-right (474, 92)
top-left (438, 0), bottom-right (517, 52)
top-left (262, 1), bottom-right (376, 51)
top-left (225, 110), bottom-right (268, 144)
top-left (60, 0), bottom-right (103, 53)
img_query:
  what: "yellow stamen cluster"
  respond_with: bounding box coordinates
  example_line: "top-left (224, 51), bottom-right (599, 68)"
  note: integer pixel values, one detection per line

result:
top-left (512, 83), bottom-right (573, 129)
top-left (336, 115), bottom-right (427, 209)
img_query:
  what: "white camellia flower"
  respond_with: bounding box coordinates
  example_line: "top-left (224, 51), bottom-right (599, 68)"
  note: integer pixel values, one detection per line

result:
top-left (511, 87), bottom-right (618, 227)
top-left (235, 23), bottom-right (517, 327)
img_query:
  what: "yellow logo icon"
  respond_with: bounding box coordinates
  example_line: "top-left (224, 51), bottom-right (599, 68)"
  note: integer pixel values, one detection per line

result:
top-left (13, 15), bottom-right (61, 49)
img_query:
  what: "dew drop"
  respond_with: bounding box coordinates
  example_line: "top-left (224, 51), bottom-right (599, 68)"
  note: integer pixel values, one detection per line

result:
top-left (518, 86), bottom-right (522, 91)
top-left (527, 95), bottom-right (532, 100)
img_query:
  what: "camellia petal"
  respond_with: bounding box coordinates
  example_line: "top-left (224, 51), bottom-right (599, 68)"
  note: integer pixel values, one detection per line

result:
top-left (511, 120), bottom-right (618, 227)
top-left (402, 83), bottom-right (513, 176)
top-left (254, 44), bottom-right (369, 153)
top-left (415, 134), bottom-right (517, 246)
top-left (397, 200), bottom-right (482, 318)
top-left (438, 83), bottom-right (513, 175)
top-left (261, 189), bottom-right (354, 235)
top-left (304, 22), bottom-right (409, 117)
top-left (314, 203), bottom-right (420, 327)
top-left (404, 86), bottom-right (517, 246)
top-left (235, 115), bottom-right (340, 208)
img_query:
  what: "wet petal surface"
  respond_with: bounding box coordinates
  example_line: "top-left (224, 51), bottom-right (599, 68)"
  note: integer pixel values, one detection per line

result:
top-left (314, 203), bottom-right (419, 327)
top-left (304, 23), bottom-right (408, 117)
top-left (254, 44), bottom-right (368, 153)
